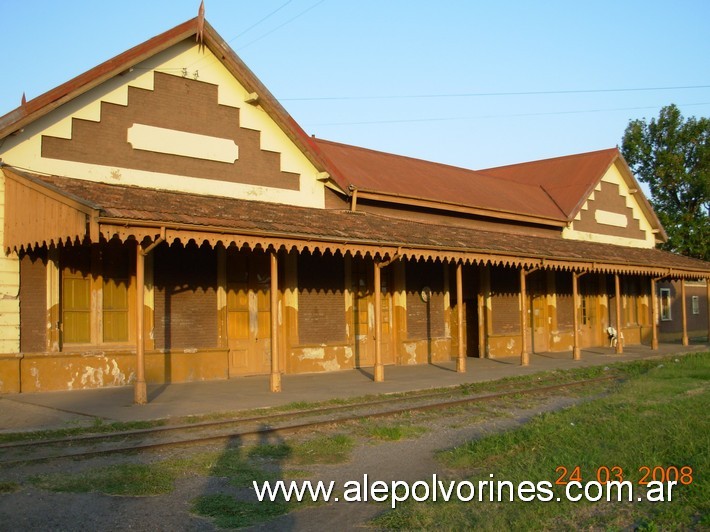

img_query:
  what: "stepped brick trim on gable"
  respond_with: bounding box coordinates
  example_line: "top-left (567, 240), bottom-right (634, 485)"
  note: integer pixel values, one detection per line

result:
top-left (573, 180), bottom-right (646, 240)
top-left (41, 73), bottom-right (299, 190)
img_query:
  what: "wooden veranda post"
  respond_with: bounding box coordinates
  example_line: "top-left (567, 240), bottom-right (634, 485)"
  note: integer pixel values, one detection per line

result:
top-left (374, 261), bottom-right (384, 382)
top-left (520, 267), bottom-right (529, 366)
top-left (270, 250), bottom-right (282, 392)
top-left (135, 249), bottom-right (147, 404)
top-left (681, 278), bottom-right (689, 346)
top-left (134, 232), bottom-right (164, 405)
top-left (456, 262), bottom-right (466, 373)
top-left (572, 272), bottom-right (581, 360)
top-left (614, 273), bottom-right (623, 354)
top-left (651, 277), bottom-right (659, 350)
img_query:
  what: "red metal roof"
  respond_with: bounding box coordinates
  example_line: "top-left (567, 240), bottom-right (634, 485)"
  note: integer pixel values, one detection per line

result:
top-left (313, 138), bottom-right (568, 223)
top-left (476, 148), bottom-right (619, 218)
top-left (0, 16), bottom-right (663, 238)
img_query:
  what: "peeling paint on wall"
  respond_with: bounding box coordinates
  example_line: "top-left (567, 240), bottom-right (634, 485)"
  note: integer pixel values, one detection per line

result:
top-left (506, 339), bottom-right (516, 353)
top-left (29, 366), bottom-right (41, 390)
top-left (344, 346), bottom-right (353, 360)
top-left (109, 359), bottom-right (128, 386)
top-left (403, 342), bottom-right (418, 365)
top-left (320, 358), bottom-right (341, 372)
top-left (80, 365), bottom-right (105, 387)
top-left (298, 347), bottom-right (326, 361)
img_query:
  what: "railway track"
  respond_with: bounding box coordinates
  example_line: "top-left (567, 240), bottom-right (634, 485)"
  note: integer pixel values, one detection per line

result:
top-left (0, 375), bottom-right (618, 466)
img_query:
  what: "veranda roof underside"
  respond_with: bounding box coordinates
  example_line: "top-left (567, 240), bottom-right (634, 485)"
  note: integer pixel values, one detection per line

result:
top-left (4, 167), bottom-right (710, 279)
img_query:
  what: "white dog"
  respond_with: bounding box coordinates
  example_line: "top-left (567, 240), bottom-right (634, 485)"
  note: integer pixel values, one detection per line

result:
top-left (606, 326), bottom-right (624, 347)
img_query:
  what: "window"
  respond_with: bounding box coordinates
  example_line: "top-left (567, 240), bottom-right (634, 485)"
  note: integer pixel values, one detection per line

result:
top-left (61, 246), bottom-right (92, 344)
top-left (62, 270), bottom-right (92, 343)
top-left (692, 296), bottom-right (700, 315)
top-left (660, 288), bottom-right (672, 321)
top-left (60, 242), bottom-right (133, 347)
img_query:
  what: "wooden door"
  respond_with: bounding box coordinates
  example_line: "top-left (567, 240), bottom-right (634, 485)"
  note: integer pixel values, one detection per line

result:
top-left (528, 272), bottom-right (548, 353)
top-left (352, 258), bottom-right (394, 367)
top-left (578, 275), bottom-right (599, 347)
top-left (226, 250), bottom-right (272, 376)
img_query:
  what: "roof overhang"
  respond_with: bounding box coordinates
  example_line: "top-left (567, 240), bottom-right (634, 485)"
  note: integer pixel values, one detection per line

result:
top-left (2, 167), bottom-right (100, 251)
top-left (3, 167), bottom-right (708, 280)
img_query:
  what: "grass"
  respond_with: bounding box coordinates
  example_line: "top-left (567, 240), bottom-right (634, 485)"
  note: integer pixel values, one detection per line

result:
top-left (358, 421), bottom-right (429, 441)
top-left (0, 481), bottom-right (20, 493)
top-left (192, 494), bottom-right (293, 529)
top-left (31, 462), bottom-right (177, 496)
top-left (373, 352), bottom-right (710, 530)
top-left (28, 432), bottom-right (354, 497)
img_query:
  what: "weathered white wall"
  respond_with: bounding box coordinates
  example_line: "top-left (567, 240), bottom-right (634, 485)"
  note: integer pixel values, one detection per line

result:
top-left (0, 174), bottom-right (20, 354)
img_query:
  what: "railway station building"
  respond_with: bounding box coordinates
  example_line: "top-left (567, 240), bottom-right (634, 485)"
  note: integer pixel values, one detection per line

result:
top-left (1, 16), bottom-right (709, 400)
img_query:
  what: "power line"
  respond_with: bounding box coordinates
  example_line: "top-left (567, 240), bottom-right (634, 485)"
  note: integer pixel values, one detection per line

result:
top-left (305, 101), bottom-right (710, 127)
top-left (184, 1), bottom-right (294, 70)
top-left (230, 0), bottom-right (294, 41)
top-left (282, 84), bottom-right (710, 101)
top-left (237, 0), bottom-right (328, 51)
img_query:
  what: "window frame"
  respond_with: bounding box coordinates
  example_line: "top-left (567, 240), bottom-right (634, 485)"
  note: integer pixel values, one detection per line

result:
top-left (659, 287), bottom-right (672, 321)
top-left (59, 243), bottom-right (136, 350)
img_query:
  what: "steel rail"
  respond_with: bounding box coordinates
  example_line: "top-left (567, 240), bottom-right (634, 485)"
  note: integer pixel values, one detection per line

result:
top-left (0, 375), bottom-right (617, 466)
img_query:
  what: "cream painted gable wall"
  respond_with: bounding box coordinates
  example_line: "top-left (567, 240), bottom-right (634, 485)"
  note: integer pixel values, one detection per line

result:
top-left (0, 175), bottom-right (20, 354)
top-left (0, 40), bottom-right (326, 209)
top-left (562, 162), bottom-right (658, 249)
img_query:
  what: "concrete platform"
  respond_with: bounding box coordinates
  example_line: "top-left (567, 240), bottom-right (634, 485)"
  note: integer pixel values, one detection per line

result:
top-left (1, 343), bottom-right (706, 434)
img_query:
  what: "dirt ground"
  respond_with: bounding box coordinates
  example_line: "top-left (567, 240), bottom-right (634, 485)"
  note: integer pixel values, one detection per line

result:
top-left (0, 393), bottom-right (589, 531)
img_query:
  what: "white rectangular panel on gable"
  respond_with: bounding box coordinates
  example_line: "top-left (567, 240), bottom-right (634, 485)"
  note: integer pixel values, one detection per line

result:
top-left (127, 124), bottom-right (239, 163)
top-left (595, 209), bottom-right (628, 228)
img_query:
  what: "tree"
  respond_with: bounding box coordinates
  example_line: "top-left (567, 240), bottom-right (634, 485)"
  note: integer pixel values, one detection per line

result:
top-left (621, 104), bottom-right (710, 261)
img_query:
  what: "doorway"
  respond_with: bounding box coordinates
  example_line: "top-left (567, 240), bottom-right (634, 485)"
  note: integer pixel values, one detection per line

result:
top-left (351, 257), bottom-right (394, 367)
top-left (226, 249), bottom-right (272, 376)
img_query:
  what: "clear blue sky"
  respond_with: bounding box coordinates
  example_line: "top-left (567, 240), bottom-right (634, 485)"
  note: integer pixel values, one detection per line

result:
top-left (2, 0), bottom-right (709, 171)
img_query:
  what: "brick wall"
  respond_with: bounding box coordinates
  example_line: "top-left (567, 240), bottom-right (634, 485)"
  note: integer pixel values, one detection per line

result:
top-left (555, 272), bottom-right (574, 329)
top-left (491, 266), bottom-right (520, 334)
top-left (154, 242), bottom-right (217, 350)
top-left (406, 261), bottom-right (445, 339)
top-left (42, 73), bottom-right (300, 190)
top-left (297, 252), bottom-right (346, 344)
top-left (19, 249), bottom-right (47, 352)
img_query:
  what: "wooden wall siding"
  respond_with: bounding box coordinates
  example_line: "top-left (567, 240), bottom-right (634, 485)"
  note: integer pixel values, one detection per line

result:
top-left (3, 172), bottom-right (93, 253)
top-left (573, 181), bottom-right (647, 241)
top-left (19, 250), bottom-right (47, 353)
top-left (154, 241), bottom-right (218, 350)
top-left (297, 252), bottom-right (346, 344)
top-left (0, 175), bottom-right (20, 355)
top-left (41, 72), bottom-right (300, 191)
top-left (405, 261), bottom-right (445, 339)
